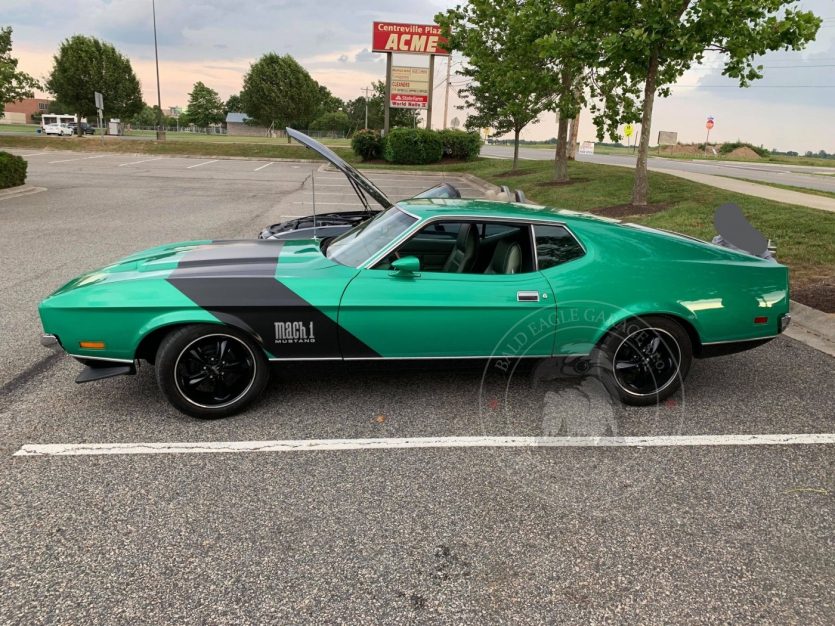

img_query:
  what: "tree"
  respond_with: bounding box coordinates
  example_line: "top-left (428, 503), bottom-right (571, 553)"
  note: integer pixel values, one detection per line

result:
top-left (128, 104), bottom-right (158, 127)
top-left (1, 26), bottom-right (40, 115)
top-left (344, 81), bottom-right (419, 134)
top-left (573, 0), bottom-right (821, 205)
top-left (240, 53), bottom-right (320, 139)
top-left (437, 1), bottom-right (560, 173)
top-left (225, 93), bottom-right (243, 114)
top-left (309, 111), bottom-right (350, 133)
top-left (186, 81), bottom-right (225, 129)
top-left (45, 35), bottom-right (143, 136)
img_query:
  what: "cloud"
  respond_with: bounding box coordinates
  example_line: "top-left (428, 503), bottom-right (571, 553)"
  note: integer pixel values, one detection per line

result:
top-left (355, 48), bottom-right (382, 63)
top-left (213, 44), bottom-right (227, 50)
top-left (338, 54), bottom-right (349, 63)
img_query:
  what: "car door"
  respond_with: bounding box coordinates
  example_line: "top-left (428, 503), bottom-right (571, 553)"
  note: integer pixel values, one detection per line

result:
top-left (337, 223), bottom-right (558, 359)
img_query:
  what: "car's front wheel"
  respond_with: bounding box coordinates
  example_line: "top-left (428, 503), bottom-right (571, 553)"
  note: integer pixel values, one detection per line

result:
top-left (592, 315), bottom-right (692, 406)
top-left (155, 324), bottom-right (270, 419)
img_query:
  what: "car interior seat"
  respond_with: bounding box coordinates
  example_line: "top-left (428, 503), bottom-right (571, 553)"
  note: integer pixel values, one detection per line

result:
top-left (442, 223), bottom-right (479, 273)
top-left (484, 239), bottom-right (522, 274)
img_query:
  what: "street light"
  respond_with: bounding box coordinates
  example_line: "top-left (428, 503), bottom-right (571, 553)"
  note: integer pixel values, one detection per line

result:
top-left (152, 0), bottom-right (165, 140)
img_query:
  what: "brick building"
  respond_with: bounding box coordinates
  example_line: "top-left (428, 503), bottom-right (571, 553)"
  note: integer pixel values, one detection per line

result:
top-left (1, 98), bottom-right (51, 124)
top-left (225, 112), bottom-right (275, 137)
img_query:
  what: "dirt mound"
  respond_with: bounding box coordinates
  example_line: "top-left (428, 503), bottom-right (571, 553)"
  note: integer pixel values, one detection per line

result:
top-left (726, 146), bottom-right (761, 159)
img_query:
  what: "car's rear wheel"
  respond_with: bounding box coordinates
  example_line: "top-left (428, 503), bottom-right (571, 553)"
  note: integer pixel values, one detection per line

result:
top-left (592, 316), bottom-right (692, 406)
top-left (156, 324), bottom-right (269, 419)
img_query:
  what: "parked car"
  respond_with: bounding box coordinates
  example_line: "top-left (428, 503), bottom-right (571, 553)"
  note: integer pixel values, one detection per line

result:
top-left (37, 130), bottom-right (791, 419)
top-left (67, 122), bottom-right (96, 135)
top-left (43, 123), bottom-right (74, 137)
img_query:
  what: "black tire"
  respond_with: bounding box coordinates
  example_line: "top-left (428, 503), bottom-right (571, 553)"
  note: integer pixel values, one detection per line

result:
top-left (155, 324), bottom-right (269, 419)
top-left (591, 315), bottom-right (692, 407)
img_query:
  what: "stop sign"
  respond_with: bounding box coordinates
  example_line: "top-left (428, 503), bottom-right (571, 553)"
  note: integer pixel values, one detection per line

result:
top-left (706, 120), bottom-right (714, 130)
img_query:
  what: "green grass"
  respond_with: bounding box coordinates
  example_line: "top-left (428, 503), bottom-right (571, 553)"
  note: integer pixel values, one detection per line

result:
top-left (0, 123), bottom-right (40, 132)
top-left (359, 158), bottom-right (833, 288)
top-left (653, 152), bottom-right (835, 168)
top-left (0, 134), bottom-right (355, 161)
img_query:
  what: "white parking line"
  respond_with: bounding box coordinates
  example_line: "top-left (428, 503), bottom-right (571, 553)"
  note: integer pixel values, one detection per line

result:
top-left (186, 160), bottom-right (218, 169)
top-left (293, 202), bottom-right (366, 206)
top-left (48, 155), bottom-right (109, 164)
top-left (13, 433), bottom-right (835, 457)
top-left (118, 157), bottom-right (164, 167)
top-left (254, 162), bottom-right (273, 172)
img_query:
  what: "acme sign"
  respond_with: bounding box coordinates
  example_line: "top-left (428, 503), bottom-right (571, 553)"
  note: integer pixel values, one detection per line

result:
top-left (372, 22), bottom-right (450, 55)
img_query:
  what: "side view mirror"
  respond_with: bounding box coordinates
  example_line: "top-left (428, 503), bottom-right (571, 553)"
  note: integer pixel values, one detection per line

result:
top-left (390, 255), bottom-right (420, 277)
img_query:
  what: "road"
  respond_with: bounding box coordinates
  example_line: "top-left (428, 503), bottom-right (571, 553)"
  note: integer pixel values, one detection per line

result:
top-left (481, 145), bottom-right (835, 195)
top-left (1, 152), bottom-right (834, 624)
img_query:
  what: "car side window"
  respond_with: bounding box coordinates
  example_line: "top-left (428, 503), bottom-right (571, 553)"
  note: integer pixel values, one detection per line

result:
top-left (534, 225), bottom-right (584, 269)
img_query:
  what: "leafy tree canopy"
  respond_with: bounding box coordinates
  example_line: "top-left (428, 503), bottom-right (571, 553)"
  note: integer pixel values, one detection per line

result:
top-left (0, 26), bottom-right (40, 114)
top-left (186, 81), bottom-right (225, 127)
top-left (45, 35), bottom-right (144, 128)
top-left (309, 110), bottom-right (350, 133)
top-left (224, 93), bottom-right (243, 114)
top-left (240, 53), bottom-right (320, 128)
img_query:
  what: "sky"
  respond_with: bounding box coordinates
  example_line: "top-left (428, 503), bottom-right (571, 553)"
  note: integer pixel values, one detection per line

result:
top-left (3, 0), bottom-right (834, 153)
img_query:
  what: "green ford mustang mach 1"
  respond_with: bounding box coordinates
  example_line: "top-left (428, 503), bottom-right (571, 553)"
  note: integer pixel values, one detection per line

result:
top-left (38, 133), bottom-right (791, 418)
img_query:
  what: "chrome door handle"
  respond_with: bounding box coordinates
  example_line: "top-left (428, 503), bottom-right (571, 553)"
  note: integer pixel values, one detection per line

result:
top-left (517, 291), bottom-right (540, 302)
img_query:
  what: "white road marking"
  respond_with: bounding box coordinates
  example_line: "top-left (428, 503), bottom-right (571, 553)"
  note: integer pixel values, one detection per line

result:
top-left (13, 434), bottom-right (835, 457)
top-left (118, 157), bottom-right (164, 167)
top-left (254, 162), bottom-right (273, 172)
top-left (48, 155), bottom-right (108, 164)
top-left (19, 152), bottom-right (51, 157)
top-left (185, 160), bottom-right (218, 169)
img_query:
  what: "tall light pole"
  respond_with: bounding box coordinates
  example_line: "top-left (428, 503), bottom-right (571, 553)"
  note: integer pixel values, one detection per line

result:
top-left (361, 86), bottom-right (373, 129)
top-left (152, 0), bottom-right (165, 139)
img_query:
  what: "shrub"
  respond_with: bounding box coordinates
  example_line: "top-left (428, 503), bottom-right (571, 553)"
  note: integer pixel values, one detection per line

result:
top-left (383, 128), bottom-right (443, 165)
top-left (0, 151), bottom-right (27, 189)
top-left (351, 128), bottom-right (383, 161)
top-left (437, 129), bottom-right (482, 160)
top-left (719, 142), bottom-right (769, 158)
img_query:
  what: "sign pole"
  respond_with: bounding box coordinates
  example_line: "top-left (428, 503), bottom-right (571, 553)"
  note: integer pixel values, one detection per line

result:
top-left (443, 56), bottom-right (451, 129)
top-left (426, 54), bottom-right (435, 130)
top-left (384, 53), bottom-right (392, 135)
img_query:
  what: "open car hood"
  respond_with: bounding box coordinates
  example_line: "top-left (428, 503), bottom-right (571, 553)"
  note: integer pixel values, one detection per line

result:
top-left (286, 127), bottom-right (393, 211)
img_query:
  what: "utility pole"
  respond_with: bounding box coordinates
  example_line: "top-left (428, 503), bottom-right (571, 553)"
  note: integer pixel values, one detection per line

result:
top-left (152, 0), bottom-right (165, 140)
top-left (426, 55), bottom-right (435, 130)
top-left (360, 86), bottom-right (373, 129)
top-left (443, 57), bottom-right (451, 130)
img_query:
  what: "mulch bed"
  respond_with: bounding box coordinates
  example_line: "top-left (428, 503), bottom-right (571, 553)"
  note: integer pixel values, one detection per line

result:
top-left (492, 169), bottom-right (538, 177)
top-left (792, 280), bottom-right (835, 314)
top-left (532, 178), bottom-right (589, 188)
top-left (590, 203), bottom-right (671, 218)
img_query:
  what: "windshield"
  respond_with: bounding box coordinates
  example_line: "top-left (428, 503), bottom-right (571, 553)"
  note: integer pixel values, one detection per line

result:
top-left (326, 207), bottom-right (417, 268)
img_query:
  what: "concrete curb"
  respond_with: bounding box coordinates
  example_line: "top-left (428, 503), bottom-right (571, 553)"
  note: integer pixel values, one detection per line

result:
top-left (785, 300), bottom-right (835, 357)
top-left (0, 184), bottom-right (47, 201)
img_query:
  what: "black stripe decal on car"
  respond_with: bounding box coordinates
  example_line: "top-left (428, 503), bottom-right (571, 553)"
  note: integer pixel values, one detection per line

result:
top-left (167, 240), bottom-right (379, 359)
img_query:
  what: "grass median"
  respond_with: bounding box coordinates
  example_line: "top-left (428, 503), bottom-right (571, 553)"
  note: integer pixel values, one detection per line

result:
top-left (0, 135), bottom-right (355, 161)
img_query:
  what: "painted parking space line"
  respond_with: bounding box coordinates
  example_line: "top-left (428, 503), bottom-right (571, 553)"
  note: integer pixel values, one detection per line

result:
top-left (48, 155), bottom-right (109, 164)
top-left (118, 157), bottom-right (164, 167)
top-left (185, 160), bottom-right (218, 169)
top-left (292, 202), bottom-right (366, 206)
top-left (14, 433), bottom-right (835, 457)
top-left (254, 162), bottom-right (274, 172)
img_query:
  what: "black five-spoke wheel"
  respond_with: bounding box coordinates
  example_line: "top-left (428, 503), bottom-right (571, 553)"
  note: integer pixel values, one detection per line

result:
top-left (175, 335), bottom-right (256, 408)
top-left (593, 316), bottom-right (693, 406)
top-left (156, 325), bottom-right (270, 419)
top-left (613, 328), bottom-right (681, 396)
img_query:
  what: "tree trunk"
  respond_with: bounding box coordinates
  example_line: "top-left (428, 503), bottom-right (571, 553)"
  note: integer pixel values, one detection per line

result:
top-left (568, 108), bottom-right (580, 160)
top-left (554, 115), bottom-right (570, 182)
top-left (631, 49), bottom-right (660, 206)
top-left (512, 127), bottom-right (520, 173)
top-left (76, 112), bottom-right (82, 137)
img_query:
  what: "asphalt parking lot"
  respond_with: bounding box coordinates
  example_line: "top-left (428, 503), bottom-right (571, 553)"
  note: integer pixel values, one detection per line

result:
top-left (1, 151), bottom-right (834, 624)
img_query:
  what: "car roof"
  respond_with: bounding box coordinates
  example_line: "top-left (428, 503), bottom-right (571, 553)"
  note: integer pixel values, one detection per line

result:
top-left (396, 198), bottom-right (622, 227)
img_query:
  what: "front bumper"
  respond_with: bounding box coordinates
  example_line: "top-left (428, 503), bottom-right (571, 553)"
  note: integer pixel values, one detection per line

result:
top-left (41, 333), bottom-right (62, 350)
